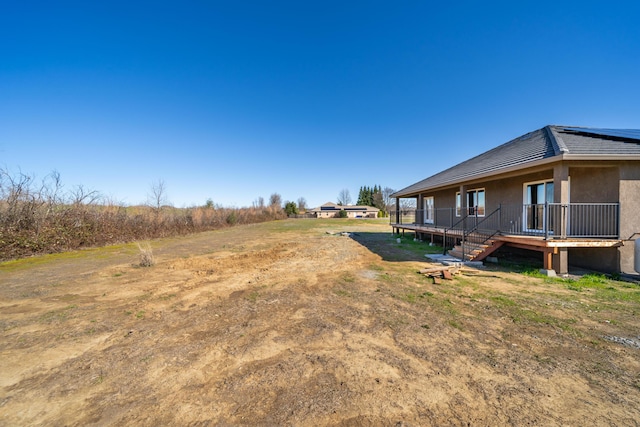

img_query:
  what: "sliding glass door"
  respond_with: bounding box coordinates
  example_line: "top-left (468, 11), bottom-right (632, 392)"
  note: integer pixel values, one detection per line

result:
top-left (524, 181), bottom-right (554, 232)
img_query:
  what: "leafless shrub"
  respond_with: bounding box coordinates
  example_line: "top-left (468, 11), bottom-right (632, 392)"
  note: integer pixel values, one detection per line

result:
top-left (0, 168), bottom-right (287, 261)
top-left (137, 242), bottom-right (155, 267)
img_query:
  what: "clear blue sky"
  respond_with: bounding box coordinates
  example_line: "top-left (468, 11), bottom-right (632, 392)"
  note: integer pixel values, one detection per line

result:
top-left (2, 1), bottom-right (639, 208)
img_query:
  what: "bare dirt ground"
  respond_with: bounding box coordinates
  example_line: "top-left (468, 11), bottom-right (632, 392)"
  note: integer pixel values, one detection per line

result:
top-left (1, 219), bottom-right (639, 426)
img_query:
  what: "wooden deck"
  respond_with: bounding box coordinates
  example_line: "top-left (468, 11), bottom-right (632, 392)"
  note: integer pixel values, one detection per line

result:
top-left (391, 222), bottom-right (622, 270)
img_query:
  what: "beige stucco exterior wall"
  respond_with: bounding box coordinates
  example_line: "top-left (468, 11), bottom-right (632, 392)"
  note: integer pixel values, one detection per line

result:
top-left (618, 162), bottom-right (640, 274)
top-left (315, 211), bottom-right (336, 218)
top-left (430, 188), bottom-right (456, 210)
top-left (569, 166), bottom-right (619, 203)
top-left (570, 247), bottom-right (620, 274)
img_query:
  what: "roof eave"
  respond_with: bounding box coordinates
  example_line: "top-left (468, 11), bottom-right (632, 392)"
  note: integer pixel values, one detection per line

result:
top-left (392, 155), bottom-right (563, 198)
top-left (560, 154), bottom-right (640, 161)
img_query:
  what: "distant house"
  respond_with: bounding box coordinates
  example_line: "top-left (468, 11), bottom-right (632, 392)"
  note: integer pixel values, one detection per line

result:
top-left (391, 126), bottom-right (640, 275)
top-left (311, 202), bottom-right (379, 219)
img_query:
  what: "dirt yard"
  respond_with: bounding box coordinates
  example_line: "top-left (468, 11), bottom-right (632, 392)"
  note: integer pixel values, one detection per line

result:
top-left (1, 219), bottom-right (639, 426)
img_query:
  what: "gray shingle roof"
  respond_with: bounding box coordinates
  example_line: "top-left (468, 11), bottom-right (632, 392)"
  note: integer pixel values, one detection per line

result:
top-left (553, 127), bottom-right (640, 155)
top-left (393, 125), bottom-right (640, 198)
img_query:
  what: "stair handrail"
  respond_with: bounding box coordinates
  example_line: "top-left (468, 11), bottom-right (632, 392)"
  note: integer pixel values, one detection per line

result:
top-left (443, 205), bottom-right (503, 259)
top-left (461, 205), bottom-right (503, 260)
top-left (463, 205), bottom-right (502, 244)
top-left (442, 210), bottom-right (471, 255)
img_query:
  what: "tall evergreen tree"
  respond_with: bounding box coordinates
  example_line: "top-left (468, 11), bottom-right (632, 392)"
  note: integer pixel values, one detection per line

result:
top-left (353, 184), bottom-right (387, 210)
top-left (357, 186), bottom-right (364, 206)
top-left (364, 186), bottom-right (372, 206)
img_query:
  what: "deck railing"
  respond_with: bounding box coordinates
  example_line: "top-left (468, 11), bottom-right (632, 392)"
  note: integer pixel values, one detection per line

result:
top-left (390, 202), bottom-right (620, 240)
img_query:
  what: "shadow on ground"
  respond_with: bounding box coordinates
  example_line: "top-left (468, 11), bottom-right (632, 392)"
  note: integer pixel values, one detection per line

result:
top-left (349, 231), bottom-right (440, 263)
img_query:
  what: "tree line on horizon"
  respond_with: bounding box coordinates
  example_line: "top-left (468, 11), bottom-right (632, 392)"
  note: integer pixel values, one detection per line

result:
top-left (337, 185), bottom-right (396, 216)
top-left (0, 166), bottom-right (408, 260)
top-left (0, 168), bottom-right (291, 261)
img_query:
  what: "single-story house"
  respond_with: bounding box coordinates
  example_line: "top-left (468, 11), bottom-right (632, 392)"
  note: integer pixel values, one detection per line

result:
top-left (311, 202), bottom-right (379, 219)
top-left (391, 125), bottom-right (640, 275)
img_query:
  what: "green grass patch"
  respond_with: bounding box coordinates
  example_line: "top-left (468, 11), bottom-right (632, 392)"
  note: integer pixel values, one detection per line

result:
top-left (477, 288), bottom-right (582, 333)
top-left (508, 306), bottom-right (578, 333)
top-left (565, 274), bottom-right (610, 290)
top-left (594, 287), bottom-right (640, 304)
top-left (392, 235), bottom-right (444, 257)
top-left (341, 272), bottom-right (356, 283)
top-left (377, 272), bottom-right (403, 285)
top-left (40, 304), bottom-right (78, 323)
top-left (245, 291), bottom-right (260, 302)
top-left (559, 274), bottom-right (640, 304)
top-left (0, 243), bottom-right (137, 272)
top-left (519, 270), bottom-right (637, 302)
top-left (521, 269), bottom-right (566, 284)
top-left (401, 291), bottom-right (434, 303)
top-left (448, 319), bottom-right (464, 330)
top-left (490, 295), bottom-right (517, 307)
top-left (403, 293), bottom-right (418, 303)
top-left (265, 217), bottom-right (390, 234)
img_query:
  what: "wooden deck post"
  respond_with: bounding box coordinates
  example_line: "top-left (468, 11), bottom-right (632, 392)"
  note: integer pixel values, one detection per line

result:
top-left (553, 247), bottom-right (569, 275)
top-left (544, 250), bottom-right (553, 270)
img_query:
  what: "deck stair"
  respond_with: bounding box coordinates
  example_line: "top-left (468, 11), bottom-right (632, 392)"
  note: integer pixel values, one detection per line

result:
top-left (448, 239), bottom-right (505, 262)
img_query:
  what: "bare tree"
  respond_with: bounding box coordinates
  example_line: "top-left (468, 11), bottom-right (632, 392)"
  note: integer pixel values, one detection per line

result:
top-left (0, 168), bottom-right (32, 206)
top-left (69, 184), bottom-right (101, 205)
top-left (373, 192), bottom-right (384, 211)
top-left (148, 179), bottom-right (169, 210)
top-left (253, 196), bottom-right (265, 208)
top-left (337, 189), bottom-right (351, 206)
top-left (269, 193), bottom-right (282, 208)
top-left (400, 198), bottom-right (417, 209)
top-left (297, 197), bottom-right (307, 212)
top-left (40, 170), bottom-right (63, 206)
top-left (382, 187), bottom-right (395, 213)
